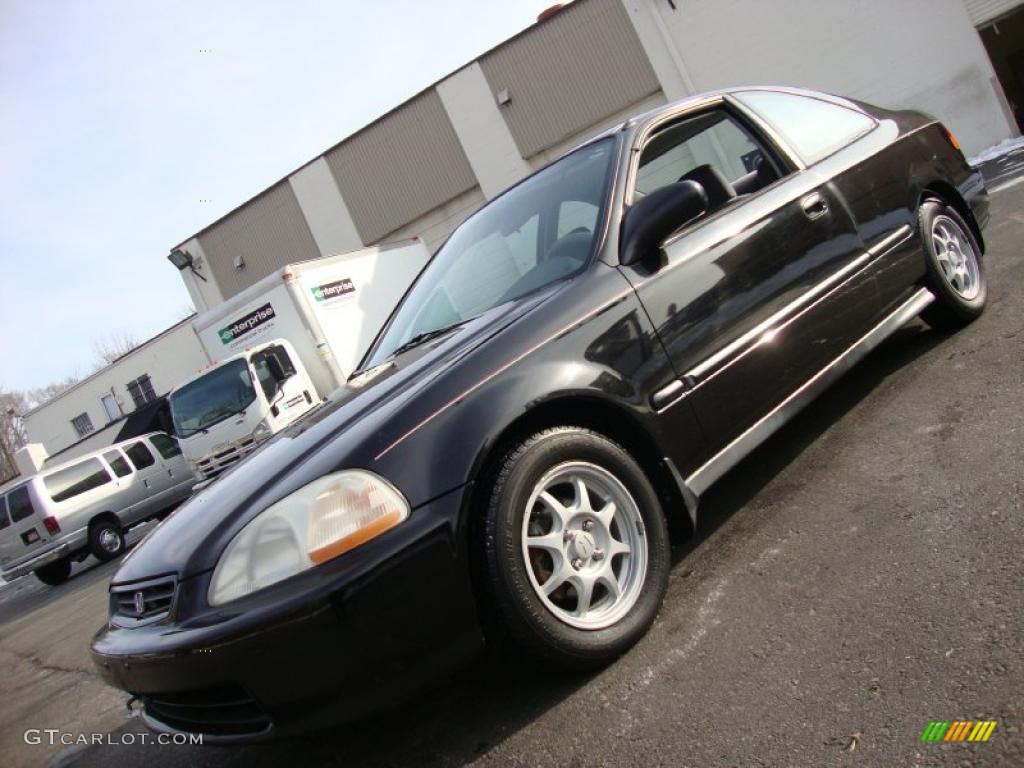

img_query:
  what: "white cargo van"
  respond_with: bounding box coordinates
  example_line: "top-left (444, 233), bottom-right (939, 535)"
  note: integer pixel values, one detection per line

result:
top-left (0, 432), bottom-right (194, 585)
top-left (169, 239), bottom-right (430, 482)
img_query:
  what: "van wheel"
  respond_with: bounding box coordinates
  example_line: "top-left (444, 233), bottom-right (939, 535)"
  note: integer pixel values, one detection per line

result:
top-left (35, 559), bottom-right (72, 586)
top-left (479, 427), bottom-right (670, 669)
top-left (89, 520), bottom-right (125, 561)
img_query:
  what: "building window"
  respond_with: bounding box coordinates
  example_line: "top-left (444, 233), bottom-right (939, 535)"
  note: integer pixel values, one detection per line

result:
top-left (126, 374), bottom-right (157, 410)
top-left (71, 412), bottom-right (94, 438)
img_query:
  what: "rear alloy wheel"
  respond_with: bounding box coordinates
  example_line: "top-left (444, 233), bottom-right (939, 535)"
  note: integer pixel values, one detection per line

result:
top-left (481, 427), bottom-right (669, 668)
top-left (89, 520), bottom-right (125, 562)
top-left (35, 558), bottom-right (72, 586)
top-left (919, 201), bottom-right (986, 329)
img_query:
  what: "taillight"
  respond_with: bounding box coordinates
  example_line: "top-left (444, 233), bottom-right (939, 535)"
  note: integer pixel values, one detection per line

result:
top-left (43, 516), bottom-right (60, 535)
top-left (941, 124), bottom-right (961, 152)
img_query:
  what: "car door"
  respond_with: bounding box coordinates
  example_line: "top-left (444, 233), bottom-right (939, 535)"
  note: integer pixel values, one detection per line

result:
top-left (618, 100), bottom-right (877, 460)
top-left (251, 344), bottom-right (311, 428)
top-left (102, 447), bottom-right (141, 513)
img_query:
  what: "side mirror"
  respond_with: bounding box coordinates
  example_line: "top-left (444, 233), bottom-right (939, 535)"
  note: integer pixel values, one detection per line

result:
top-left (620, 180), bottom-right (708, 266)
top-left (267, 355), bottom-right (288, 384)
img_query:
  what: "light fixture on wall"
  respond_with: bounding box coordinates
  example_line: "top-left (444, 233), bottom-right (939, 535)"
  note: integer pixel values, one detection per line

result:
top-left (233, 254), bottom-right (246, 271)
top-left (496, 88), bottom-right (511, 106)
top-left (167, 248), bottom-right (208, 282)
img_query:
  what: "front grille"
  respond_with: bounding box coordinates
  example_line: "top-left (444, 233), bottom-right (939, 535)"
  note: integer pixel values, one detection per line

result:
top-left (196, 437), bottom-right (257, 479)
top-left (143, 685), bottom-right (272, 737)
top-left (110, 576), bottom-right (177, 626)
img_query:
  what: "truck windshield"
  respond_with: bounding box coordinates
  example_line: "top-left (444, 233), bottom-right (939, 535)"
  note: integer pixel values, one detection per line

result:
top-left (365, 138), bottom-right (616, 367)
top-left (170, 359), bottom-right (257, 437)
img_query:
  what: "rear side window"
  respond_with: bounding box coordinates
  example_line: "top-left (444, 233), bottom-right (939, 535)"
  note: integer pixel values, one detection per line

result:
top-left (149, 434), bottom-right (182, 459)
top-left (734, 91), bottom-right (875, 165)
top-left (124, 442), bottom-right (156, 470)
top-left (8, 486), bottom-right (36, 521)
top-left (103, 450), bottom-right (133, 478)
top-left (44, 459), bottom-right (112, 503)
top-left (0, 497), bottom-right (10, 529)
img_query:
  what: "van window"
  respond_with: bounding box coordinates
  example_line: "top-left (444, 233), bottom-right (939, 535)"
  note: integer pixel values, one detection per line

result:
top-left (103, 450), bottom-right (133, 478)
top-left (44, 460), bottom-right (112, 503)
top-left (149, 434), bottom-right (182, 459)
top-left (8, 486), bottom-right (37, 521)
top-left (125, 442), bottom-right (156, 470)
top-left (0, 498), bottom-right (10, 530)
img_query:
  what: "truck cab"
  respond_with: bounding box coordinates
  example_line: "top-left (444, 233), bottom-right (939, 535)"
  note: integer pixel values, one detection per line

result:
top-left (168, 339), bottom-right (317, 482)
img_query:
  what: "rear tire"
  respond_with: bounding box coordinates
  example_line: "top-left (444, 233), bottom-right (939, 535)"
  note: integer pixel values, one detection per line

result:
top-left (918, 200), bottom-right (986, 330)
top-left (89, 520), bottom-right (125, 562)
top-left (479, 427), bottom-right (670, 669)
top-left (35, 558), bottom-right (71, 586)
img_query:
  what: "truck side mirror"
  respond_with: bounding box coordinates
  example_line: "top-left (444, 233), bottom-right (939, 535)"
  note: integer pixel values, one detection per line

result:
top-left (620, 180), bottom-right (708, 267)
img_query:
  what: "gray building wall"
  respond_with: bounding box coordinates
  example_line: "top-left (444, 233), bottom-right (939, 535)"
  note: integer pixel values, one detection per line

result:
top-left (170, 0), bottom-right (1018, 307)
top-left (477, 0), bottom-right (660, 159)
top-left (198, 180), bottom-right (321, 296)
top-left (324, 89), bottom-right (477, 244)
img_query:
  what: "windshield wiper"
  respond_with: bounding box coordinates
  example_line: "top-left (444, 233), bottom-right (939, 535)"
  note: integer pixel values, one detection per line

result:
top-left (389, 320), bottom-right (468, 358)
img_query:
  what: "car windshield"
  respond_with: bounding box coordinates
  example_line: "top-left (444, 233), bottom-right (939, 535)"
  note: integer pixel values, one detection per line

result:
top-left (366, 138), bottom-right (616, 367)
top-left (170, 359), bottom-right (257, 437)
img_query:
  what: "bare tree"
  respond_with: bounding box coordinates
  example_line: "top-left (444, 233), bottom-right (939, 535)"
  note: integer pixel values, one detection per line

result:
top-left (28, 375), bottom-right (80, 408)
top-left (0, 389), bottom-right (28, 482)
top-left (93, 331), bottom-right (139, 368)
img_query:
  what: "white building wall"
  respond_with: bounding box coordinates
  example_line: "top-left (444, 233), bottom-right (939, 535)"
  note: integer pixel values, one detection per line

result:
top-left (24, 320), bottom-right (208, 459)
top-left (288, 157), bottom-right (365, 255)
top-left (622, 0), bottom-right (1015, 155)
top-left (437, 63), bottom-right (533, 199)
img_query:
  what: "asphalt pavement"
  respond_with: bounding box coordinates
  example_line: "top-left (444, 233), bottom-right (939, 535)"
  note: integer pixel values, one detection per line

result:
top-left (2, 185), bottom-right (1022, 768)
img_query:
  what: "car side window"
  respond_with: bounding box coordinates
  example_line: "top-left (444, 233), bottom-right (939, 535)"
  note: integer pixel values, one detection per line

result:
top-left (124, 441), bottom-right (156, 470)
top-left (635, 109), bottom-right (782, 214)
top-left (0, 496), bottom-right (10, 529)
top-left (103, 450), bottom-right (133, 478)
top-left (149, 434), bottom-right (182, 460)
top-left (734, 91), bottom-right (875, 165)
top-left (43, 460), bottom-right (112, 503)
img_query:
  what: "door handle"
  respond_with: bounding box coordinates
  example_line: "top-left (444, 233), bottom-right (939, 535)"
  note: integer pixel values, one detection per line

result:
top-left (801, 192), bottom-right (829, 220)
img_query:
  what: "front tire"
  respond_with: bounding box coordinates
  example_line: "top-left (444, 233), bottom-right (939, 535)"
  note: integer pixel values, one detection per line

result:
top-left (918, 200), bottom-right (986, 329)
top-left (35, 558), bottom-right (71, 586)
top-left (89, 520), bottom-right (125, 562)
top-left (480, 427), bottom-right (670, 669)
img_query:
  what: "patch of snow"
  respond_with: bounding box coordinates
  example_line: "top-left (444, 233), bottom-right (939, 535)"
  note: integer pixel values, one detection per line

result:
top-left (969, 136), bottom-right (1024, 166)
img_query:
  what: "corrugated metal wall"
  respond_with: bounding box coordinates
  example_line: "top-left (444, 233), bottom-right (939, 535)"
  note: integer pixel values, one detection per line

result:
top-left (324, 89), bottom-right (477, 244)
top-left (198, 181), bottom-right (321, 296)
top-left (964, 0), bottom-right (1023, 25)
top-left (478, 0), bottom-right (660, 159)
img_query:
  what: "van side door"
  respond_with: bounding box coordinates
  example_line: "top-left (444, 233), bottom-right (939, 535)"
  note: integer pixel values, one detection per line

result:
top-left (122, 440), bottom-right (169, 520)
top-left (146, 434), bottom-right (193, 493)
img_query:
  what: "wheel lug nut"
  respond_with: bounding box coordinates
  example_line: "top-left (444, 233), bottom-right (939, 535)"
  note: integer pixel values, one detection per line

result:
top-left (593, 548), bottom-right (604, 561)
top-left (571, 558), bottom-right (583, 570)
top-left (582, 520), bottom-right (594, 532)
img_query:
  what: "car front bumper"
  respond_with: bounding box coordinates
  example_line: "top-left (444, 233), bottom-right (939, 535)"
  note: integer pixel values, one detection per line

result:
top-left (89, 485), bottom-right (484, 742)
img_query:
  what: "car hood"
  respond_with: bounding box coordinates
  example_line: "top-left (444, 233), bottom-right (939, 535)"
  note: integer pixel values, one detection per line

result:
top-left (111, 290), bottom-right (553, 585)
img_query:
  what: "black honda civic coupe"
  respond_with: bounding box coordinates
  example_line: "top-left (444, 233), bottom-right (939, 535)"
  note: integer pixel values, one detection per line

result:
top-left (91, 87), bottom-right (989, 740)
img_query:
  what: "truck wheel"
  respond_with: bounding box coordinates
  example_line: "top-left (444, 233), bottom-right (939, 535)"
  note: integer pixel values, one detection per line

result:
top-left (89, 520), bottom-right (125, 562)
top-left (35, 559), bottom-right (72, 586)
top-left (479, 427), bottom-right (670, 669)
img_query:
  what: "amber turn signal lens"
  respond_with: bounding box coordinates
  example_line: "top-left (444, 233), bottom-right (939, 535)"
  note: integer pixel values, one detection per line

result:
top-left (942, 124), bottom-right (961, 151)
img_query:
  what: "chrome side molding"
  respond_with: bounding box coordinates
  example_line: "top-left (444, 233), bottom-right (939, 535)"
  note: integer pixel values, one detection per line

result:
top-left (685, 287), bottom-right (935, 497)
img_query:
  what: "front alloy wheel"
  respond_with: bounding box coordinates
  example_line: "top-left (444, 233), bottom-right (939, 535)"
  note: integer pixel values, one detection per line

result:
top-left (480, 427), bottom-right (669, 668)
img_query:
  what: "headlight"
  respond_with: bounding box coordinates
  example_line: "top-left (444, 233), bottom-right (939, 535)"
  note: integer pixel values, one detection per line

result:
top-left (252, 421), bottom-right (271, 441)
top-left (208, 470), bottom-right (409, 606)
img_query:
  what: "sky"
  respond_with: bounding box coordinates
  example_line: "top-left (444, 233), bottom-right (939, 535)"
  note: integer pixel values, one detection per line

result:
top-left (0, 0), bottom-right (559, 394)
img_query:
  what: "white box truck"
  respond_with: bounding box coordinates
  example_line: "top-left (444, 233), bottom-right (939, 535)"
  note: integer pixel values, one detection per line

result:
top-left (168, 239), bottom-right (430, 482)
